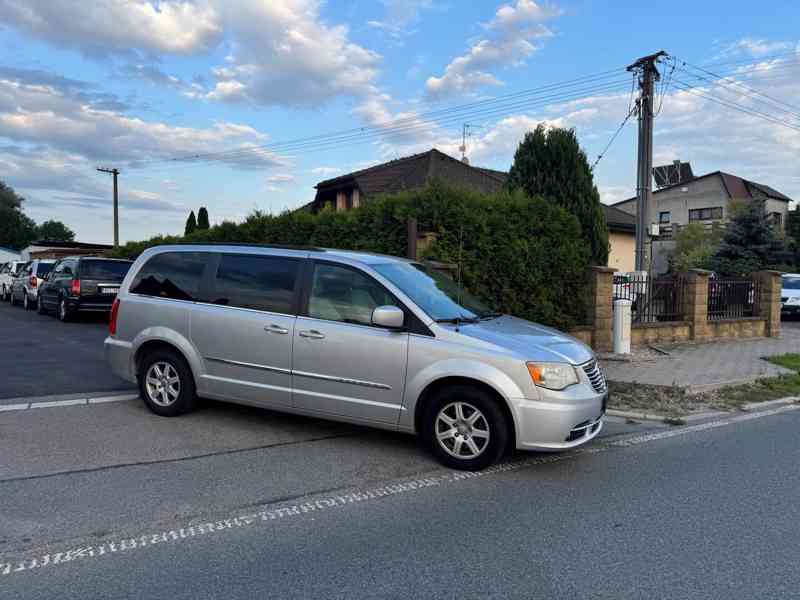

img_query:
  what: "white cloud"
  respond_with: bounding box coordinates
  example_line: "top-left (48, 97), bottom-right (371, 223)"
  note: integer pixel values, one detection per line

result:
top-left (717, 37), bottom-right (795, 58)
top-left (265, 173), bottom-right (295, 184)
top-left (367, 0), bottom-right (440, 41)
top-left (311, 166), bottom-right (341, 176)
top-left (0, 0), bottom-right (222, 56)
top-left (0, 74), bottom-right (282, 170)
top-left (425, 0), bottom-right (560, 100)
top-left (204, 0), bottom-right (381, 107)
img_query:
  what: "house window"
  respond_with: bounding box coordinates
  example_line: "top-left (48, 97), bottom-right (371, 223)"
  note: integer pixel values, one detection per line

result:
top-left (768, 212), bottom-right (783, 227)
top-left (688, 207), bottom-right (723, 221)
top-left (659, 211), bottom-right (671, 223)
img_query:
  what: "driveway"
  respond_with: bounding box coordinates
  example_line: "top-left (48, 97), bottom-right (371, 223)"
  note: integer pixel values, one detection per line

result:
top-left (0, 300), bottom-right (134, 400)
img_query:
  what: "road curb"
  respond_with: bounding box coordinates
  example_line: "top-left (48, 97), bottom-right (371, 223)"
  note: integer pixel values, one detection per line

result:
top-left (608, 395), bottom-right (800, 423)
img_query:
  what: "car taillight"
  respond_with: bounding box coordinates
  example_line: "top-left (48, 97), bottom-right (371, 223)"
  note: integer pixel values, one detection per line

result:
top-left (71, 279), bottom-right (81, 296)
top-left (109, 298), bottom-right (120, 336)
top-left (29, 275), bottom-right (37, 287)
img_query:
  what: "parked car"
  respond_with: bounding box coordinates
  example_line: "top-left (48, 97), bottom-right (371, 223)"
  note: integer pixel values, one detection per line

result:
top-left (781, 273), bottom-right (800, 319)
top-left (106, 245), bottom-right (607, 470)
top-left (37, 256), bottom-right (133, 321)
top-left (10, 259), bottom-right (55, 309)
top-left (0, 260), bottom-right (27, 301)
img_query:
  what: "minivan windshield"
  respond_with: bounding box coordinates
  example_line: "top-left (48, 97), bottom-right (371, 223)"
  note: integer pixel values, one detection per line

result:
top-left (372, 262), bottom-right (495, 322)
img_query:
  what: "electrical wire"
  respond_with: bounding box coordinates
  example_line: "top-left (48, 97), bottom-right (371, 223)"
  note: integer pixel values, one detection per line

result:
top-left (590, 74), bottom-right (637, 171)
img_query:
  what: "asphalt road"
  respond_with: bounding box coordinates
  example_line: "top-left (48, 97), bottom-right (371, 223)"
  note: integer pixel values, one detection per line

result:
top-left (2, 398), bottom-right (799, 598)
top-left (0, 299), bottom-right (134, 399)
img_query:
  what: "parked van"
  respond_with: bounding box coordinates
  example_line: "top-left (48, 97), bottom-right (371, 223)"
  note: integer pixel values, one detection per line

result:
top-left (106, 245), bottom-right (607, 470)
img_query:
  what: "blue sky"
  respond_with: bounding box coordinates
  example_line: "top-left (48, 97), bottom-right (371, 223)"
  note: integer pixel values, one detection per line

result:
top-left (0, 0), bottom-right (797, 243)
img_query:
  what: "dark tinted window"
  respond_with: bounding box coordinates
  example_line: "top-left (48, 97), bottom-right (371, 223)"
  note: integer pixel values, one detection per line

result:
top-left (211, 254), bottom-right (299, 314)
top-left (308, 263), bottom-right (395, 326)
top-left (130, 252), bottom-right (208, 301)
top-left (80, 259), bottom-right (132, 280)
top-left (35, 263), bottom-right (54, 276)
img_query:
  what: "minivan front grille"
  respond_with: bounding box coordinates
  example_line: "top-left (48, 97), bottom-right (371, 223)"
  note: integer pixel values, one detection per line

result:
top-left (581, 359), bottom-right (606, 393)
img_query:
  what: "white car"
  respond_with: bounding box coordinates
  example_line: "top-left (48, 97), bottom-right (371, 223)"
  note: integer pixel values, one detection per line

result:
top-left (781, 274), bottom-right (800, 319)
top-left (9, 260), bottom-right (55, 310)
top-left (0, 260), bottom-right (27, 301)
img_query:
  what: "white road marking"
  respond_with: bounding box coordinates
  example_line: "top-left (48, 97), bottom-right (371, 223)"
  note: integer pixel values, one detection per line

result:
top-left (29, 399), bottom-right (87, 409)
top-left (1, 402), bottom-right (798, 579)
top-left (87, 394), bottom-right (138, 404)
top-left (0, 393), bottom-right (137, 412)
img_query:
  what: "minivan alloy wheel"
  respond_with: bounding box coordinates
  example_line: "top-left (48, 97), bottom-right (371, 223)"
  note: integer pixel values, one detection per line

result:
top-left (145, 362), bottom-right (181, 407)
top-left (23, 293), bottom-right (30, 310)
top-left (435, 401), bottom-right (491, 459)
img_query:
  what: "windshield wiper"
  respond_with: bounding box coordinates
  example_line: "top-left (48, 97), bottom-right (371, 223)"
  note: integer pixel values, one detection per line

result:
top-left (435, 315), bottom-right (479, 324)
top-left (478, 312), bottom-right (503, 320)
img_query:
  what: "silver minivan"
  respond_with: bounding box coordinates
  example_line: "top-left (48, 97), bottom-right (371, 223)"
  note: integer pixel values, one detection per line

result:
top-left (106, 245), bottom-right (607, 470)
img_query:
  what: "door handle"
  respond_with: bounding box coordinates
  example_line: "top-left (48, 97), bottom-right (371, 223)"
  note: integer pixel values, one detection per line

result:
top-left (264, 324), bottom-right (289, 335)
top-left (298, 329), bottom-right (325, 339)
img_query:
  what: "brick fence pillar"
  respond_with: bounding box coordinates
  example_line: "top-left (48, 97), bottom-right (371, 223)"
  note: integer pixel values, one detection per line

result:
top-left (755, 270), bottom-right (782, 338)
top-left (685, 269), bottom-right (711, 342)
top-left (589, 266), bottom-right (616, 352)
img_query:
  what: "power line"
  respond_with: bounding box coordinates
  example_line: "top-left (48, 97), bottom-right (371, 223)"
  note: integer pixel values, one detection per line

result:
top-left (671, 79), bottom-right (800, 133)
top-left (591, 74), bottom-right (637, 171)
top-left (138, 78), bottom-right (635, 171)
top-left (672, 57), bottom-right (800, 120)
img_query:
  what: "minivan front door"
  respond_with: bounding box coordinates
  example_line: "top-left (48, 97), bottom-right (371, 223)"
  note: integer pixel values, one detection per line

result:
top-left (292, 262), bottom-right (408, 425)
top-left (190, 253), bottom-right (302, 409)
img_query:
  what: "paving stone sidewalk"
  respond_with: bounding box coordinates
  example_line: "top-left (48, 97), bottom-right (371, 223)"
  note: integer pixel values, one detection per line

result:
top-left (600, 321), bottom-right (800, 392)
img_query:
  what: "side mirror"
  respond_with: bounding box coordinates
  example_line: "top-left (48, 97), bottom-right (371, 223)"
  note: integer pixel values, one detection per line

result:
top-left (372, 305), bottom-right (405, 329)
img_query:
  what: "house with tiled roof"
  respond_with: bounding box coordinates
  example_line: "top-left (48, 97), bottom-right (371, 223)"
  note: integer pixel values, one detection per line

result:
top-left (611, 168), bottom-right (792, 239)
top-left (309, 149), bottom-right (506, 212)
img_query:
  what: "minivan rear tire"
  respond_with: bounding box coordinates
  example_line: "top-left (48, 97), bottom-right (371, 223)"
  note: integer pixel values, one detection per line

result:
top-left (421, 385), bottom-right (509, 471)
top-left (138, 349), bottom-right (197, 417)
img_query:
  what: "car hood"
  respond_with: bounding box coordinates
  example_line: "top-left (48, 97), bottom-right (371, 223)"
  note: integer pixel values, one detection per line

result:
top-left (447, 315), bottom-right (594, 365)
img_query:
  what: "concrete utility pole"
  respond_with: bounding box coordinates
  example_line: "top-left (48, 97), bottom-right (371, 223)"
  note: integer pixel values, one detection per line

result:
top-left (627, 51), bottom-right (667, 272)
top-left (97, 167), bottom-right (120, 247)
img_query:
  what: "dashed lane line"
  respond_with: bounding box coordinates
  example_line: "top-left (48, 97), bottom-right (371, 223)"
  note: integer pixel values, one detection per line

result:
top-left (2, 402), bottom-right (798, 579)
top-left (0, 393), bottom-right (138, 412)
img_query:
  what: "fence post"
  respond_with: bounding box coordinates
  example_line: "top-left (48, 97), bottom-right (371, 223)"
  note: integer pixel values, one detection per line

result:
top-left (685, 269), bottom-right (711, 342)
top-left (589, 266), bottom-right (616, 352)
top-left (755, 270), bottom-right (782, 338)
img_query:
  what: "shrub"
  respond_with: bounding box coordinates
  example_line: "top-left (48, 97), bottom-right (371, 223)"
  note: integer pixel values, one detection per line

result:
top-left (111, 182), bottom-right (592, 328)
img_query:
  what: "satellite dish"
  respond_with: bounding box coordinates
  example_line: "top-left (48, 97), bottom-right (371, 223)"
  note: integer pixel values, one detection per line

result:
top-left (653, 160), bottom-right (694, 188)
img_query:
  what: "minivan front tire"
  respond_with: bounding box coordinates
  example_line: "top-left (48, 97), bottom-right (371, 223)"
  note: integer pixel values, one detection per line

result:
top-left (138, 349), bottom-right (197, 417)
top-left (421, 385), bottom-right (509, 471)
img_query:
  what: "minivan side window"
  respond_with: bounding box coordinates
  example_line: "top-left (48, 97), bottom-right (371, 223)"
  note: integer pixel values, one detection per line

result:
top-left (130, 252), bottom-right (208, 301)
top-left (307, 263), bottom-right (395, 326)
top-left (211, 254), bottom-right (299, 314)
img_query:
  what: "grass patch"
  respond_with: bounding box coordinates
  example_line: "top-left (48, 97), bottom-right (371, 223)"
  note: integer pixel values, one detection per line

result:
top-left (765, 353), bottom-right (800, 371)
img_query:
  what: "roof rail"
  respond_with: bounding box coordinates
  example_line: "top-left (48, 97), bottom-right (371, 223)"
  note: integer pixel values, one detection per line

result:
top-left (170, 241), bottom-right (327, 252)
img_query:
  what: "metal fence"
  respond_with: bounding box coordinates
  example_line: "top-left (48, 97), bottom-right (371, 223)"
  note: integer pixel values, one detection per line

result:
top-left (707, 278), bottom-right (760, 321)
top-left (613, 273), bottom-right (686, 323)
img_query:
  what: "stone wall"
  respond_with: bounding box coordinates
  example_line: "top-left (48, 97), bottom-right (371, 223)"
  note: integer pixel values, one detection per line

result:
top-left (568, 267), bottom-right (781, 351)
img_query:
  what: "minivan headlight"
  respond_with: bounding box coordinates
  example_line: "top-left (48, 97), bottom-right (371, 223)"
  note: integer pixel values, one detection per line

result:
top-left (527, 362), bottom-right (579, 390)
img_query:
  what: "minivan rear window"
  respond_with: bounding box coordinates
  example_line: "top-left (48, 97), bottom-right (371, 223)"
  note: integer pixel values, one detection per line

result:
top-left (35, 263), bottom-right (54, 276)
top-left (130, 252), bottom-right (209, 301)
top-left (80, 260), bottom-right (132, 281)
top-left (211, 254), bottom-right (299, 314)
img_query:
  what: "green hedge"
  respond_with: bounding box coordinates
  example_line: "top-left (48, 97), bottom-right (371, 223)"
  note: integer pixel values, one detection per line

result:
top-left (112, 182), bottom-right (593, 328)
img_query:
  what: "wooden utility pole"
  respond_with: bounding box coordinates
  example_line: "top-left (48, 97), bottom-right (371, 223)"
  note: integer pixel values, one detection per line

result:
top-left (97, 167), bottom-right (120, 247)
top-left (627, 51), bottom-right (666, 272)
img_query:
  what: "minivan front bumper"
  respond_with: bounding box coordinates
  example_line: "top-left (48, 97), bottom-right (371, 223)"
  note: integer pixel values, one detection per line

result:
top-left (510, 387), bottom-right (607, 451)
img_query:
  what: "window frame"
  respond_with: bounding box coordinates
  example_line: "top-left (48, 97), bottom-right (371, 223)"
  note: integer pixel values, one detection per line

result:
top-left (128, 250), bottom-right (216, 304)
top-left (206, 252), bottom-right (303, 316)
top-left (658, 211), bottom-right (671, 224)
top-left (298, 259), bottom-right (433, 333)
